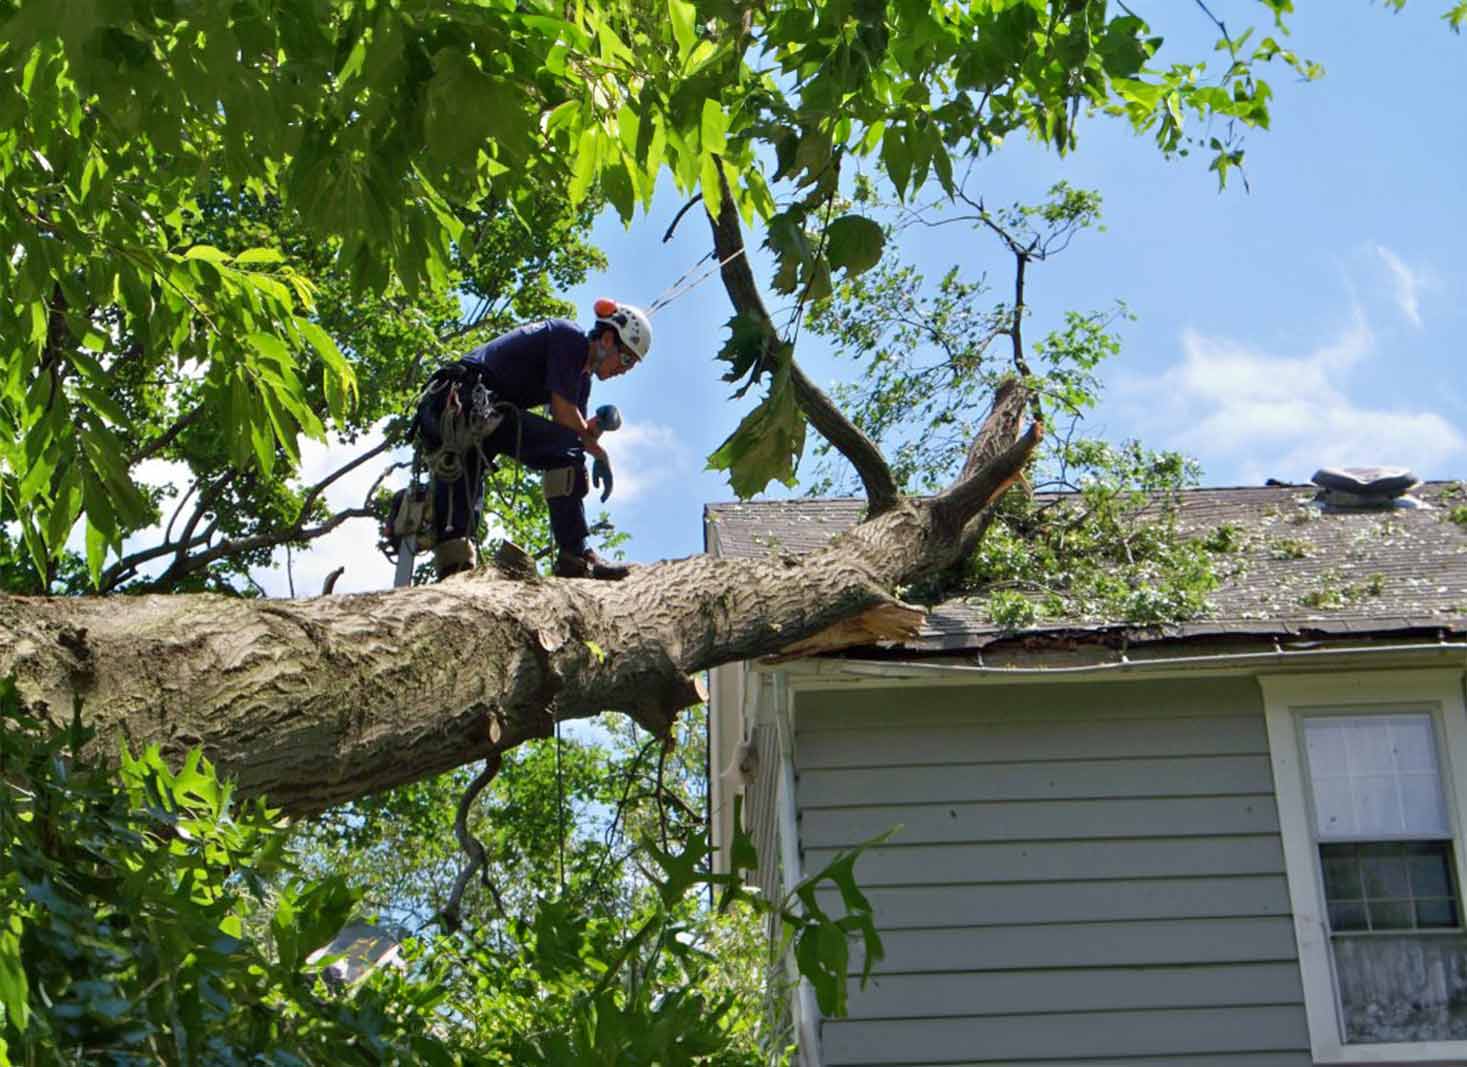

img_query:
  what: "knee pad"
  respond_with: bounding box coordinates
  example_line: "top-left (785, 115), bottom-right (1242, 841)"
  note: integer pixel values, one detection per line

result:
top-left (542, 466), bottom-right (583, 500)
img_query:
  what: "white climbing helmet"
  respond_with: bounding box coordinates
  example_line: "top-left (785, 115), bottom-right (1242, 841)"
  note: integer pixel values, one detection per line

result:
top-left (593, 298), bottom-right (652, 362)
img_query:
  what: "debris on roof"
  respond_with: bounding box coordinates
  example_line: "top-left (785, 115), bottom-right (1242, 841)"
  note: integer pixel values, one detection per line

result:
top-left (705, 482), bottom-right (1467, 654)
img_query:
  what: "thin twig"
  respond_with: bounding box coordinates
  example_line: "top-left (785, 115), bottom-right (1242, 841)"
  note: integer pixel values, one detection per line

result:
top-left (440, 753), bottom-right (505, 932)
top-left (590, 736), bottom-right (661, 891)
top-left (662, 193), bottom-right (705, 243)
top-left (298, 437), bottom-right (395, 523)
top-left (131, 406), bottom-right (205, 466)
top-left (162, 480), bottom-right (198, 546)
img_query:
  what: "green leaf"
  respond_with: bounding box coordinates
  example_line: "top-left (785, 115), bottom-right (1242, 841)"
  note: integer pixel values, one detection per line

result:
top-left (0, 926), bottom-right (28, 1033)
top-left (236, 247), bottom-right (285, 266)
top-left (668, 0), bottom-right (697, 61)
top-left (646, 832), bottom-right (709, 908)
top-left (699, 152), bottom-right (723, 221)
top-left (880, 124), bottom-right (912, 198)
top-left (729, 794), bottom-right (758, 872)
top-left (184, 244), bottom-right (231, 264)
top-left (45, 460), bottom-right (83, 554)
top-left (700, 98), bottom-right (727, 155)
top-left (76, 386), bottom-right (130, 429)
top-left (245, 330), bottom-right (292, 369)
top-left (298, 319), bottom-right (355, 420)
top-left (569, 125), bottom-right (600, 206)
top-left (84, 516), bottom-right (108, 588)
top-left (824, 215), bottom-right (885, 277)
top-left (79, 425), bottom-right (150, 528)
top-left (706, 368), bottom-right (806, 498)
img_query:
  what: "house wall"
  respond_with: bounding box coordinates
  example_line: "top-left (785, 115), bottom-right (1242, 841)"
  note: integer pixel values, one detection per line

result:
top-left (793, 675), bottom-right (1312, 1067)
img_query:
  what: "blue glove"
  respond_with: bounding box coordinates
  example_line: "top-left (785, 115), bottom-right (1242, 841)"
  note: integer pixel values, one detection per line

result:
top-left (592, 454), bottom-right (613, 502)
top-left (594, 404), bottom-right (622, 433)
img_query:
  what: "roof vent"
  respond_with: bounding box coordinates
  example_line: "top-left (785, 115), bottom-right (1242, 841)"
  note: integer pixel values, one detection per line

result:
top-left (1311, 466), bottom-right (1424, 510)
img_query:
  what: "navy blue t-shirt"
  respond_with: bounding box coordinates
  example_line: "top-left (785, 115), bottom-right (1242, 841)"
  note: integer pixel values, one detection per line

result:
top-left (462, 318), bottom-right (590, 414)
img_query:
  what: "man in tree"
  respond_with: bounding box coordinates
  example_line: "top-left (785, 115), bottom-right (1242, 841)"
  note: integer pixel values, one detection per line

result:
top-left (415, 300), bottom-right (651, 580)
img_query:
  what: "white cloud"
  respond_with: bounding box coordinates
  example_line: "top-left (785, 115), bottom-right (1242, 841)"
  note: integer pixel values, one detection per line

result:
top-left (1118, 310), bottom-right (1465, 484)
top-left (254, 421), bottom-right (409, 597)
top-left (605, 421), bottom-right (691, 502)
top-left (1375, 244), bottom-right (1425, 329)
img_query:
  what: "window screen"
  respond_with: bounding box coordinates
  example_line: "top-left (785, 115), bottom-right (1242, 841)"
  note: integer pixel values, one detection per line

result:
top-left (1303, 712), bottom-right (1467, 1044)
top-left (1304, 714), bottom-right (1448, 840)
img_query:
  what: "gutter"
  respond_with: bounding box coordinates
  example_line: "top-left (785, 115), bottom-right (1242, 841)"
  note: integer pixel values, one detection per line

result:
top-left (760, 637), bottom-right (1467, 685)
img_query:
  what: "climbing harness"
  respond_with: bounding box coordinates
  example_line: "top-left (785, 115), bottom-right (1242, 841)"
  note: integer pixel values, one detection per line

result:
top-left (419, 371), bottom-right (506, 483)
top-left (381, 365), bottom-right (518, 587)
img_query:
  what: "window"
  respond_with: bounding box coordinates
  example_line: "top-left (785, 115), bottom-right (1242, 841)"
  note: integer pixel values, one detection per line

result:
top-left (1263, 671), bottom-right (1467, 1064)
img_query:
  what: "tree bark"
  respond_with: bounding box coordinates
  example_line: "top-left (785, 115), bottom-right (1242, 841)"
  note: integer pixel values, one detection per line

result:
top-left (0, 383), bottom-right (1037, 817)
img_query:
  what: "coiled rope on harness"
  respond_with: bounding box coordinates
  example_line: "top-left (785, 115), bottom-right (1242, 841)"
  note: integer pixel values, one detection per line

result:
top-left (417, 374), bottom-right (507, 483)
top-left (408, 367), bottom-right (529, 540)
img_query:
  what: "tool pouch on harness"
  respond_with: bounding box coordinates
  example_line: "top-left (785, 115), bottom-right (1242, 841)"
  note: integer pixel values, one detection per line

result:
top-left (414, 362), bottom-right (507, 482)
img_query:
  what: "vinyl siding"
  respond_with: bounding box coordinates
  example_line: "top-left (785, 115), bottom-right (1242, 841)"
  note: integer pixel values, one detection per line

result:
top-left (793, 676), bottom-right (1311, 1067)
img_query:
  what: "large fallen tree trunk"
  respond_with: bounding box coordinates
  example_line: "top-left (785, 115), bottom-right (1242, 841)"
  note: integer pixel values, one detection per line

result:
top-left (0, 386), bottom-right (1038, 816)
top-left (0, 181), bottom-right (1042, 816)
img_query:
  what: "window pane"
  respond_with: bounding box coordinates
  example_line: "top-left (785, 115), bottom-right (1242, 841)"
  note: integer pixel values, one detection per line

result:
top-left (1322, 841), bottom-right (1462, 933)
top-left (1359, 845), bottom-right (1410, 899)
top-left (1367, 900), bottom-right (1414, 930)
top-left (1400, 773), bottom-right (1450, 836)
top-left (1343, 718), bottom-right (1395, 773)
top-left (1312, 776), bottom-right (1357, 837)
top-left (1305, 713), bottom-right (1448, 839)
top-left (1416, 898), bottom-right (1458, 928)
top-left (1328, 901), bottom-right (1368, 932)
top-left (1306, 720), bottom-right (1349, 776)
top-left (1391, 718), bottom-right (1438, 772)
top-left (1406, 844), bottom-right (1453, 898)
top-left (1322, 848), bottom-right (1363, 901)
top-left (1334, 934), bottom-right (1467, 1042)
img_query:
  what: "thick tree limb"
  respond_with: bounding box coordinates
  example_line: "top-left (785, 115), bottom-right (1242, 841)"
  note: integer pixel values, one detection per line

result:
top-left (954, 378), bottom-right (1033, 560)
top-left (2, 182), bottom-right (1043, 823)
top-left (0, 390), bottom-right (1038, 817)
top-left (706, 168), bottom-right (900, 515)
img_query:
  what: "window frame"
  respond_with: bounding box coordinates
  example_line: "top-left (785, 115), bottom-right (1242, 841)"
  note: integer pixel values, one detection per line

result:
top-left (1262, 669), bottom-right (1467, 1064)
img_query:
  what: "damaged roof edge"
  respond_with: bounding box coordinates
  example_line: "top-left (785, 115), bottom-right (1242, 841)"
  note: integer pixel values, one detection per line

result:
top-left (762, 629), bottom-right (1467, 681)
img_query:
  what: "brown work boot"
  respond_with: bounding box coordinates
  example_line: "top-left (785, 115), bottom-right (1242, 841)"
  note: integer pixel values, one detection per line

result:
top-left (553, 548), bottom-right (631, 581)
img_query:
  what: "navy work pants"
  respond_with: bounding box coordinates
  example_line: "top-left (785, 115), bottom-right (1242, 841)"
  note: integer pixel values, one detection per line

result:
top-left (419, 393), bottom-right (589, 555)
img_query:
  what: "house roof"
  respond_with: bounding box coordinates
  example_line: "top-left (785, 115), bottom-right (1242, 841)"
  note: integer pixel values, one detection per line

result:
top-left (704, 482), bottom-right (1467, 655)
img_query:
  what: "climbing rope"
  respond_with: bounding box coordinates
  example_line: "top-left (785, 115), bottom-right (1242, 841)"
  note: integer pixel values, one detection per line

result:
top-left (555, 716), bottom-right (566, 895)
top-left (645, 247), bottom-right (746, 316)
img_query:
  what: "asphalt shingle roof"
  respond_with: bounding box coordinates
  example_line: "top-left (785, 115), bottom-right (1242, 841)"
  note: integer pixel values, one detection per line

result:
top-left (704, 482), bottom-right (1467, 653)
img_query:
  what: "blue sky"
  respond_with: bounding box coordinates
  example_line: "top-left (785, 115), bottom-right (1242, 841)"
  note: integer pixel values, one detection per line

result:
top-left (254, 1), bottom-right (1466, 596)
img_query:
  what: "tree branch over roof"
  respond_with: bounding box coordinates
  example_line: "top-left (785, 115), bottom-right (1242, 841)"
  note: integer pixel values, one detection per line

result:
top-left (706, 166), bottom-right (901, 515)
